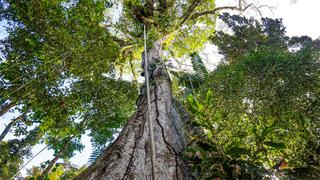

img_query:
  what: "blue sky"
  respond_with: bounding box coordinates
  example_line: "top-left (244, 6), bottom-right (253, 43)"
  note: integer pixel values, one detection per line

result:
top-left (1, 0), bottom-right (320, 177)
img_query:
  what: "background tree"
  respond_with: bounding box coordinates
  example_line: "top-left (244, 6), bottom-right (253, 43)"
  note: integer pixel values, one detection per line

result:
top-left (183, 13), bottom-right (320, 179)
top-left (26, 160), bottom-right (86, 180)
top-left (0, 0), bottom-right (138, 178)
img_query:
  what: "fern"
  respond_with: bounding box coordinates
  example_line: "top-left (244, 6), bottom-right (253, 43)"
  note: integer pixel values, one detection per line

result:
top-left (190, 52), bottom-right (208, 80)
top-left (88, 143), bottom-right (107, 163)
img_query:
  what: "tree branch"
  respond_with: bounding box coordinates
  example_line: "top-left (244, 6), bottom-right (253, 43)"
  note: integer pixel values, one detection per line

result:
top-left (0, 101), bottom-right (16, 117)
top-left (175, 0), bottom-right (252, 35)
top-left (111, 36), bottom-right (133, 48)
top-left (191, 4), bottom-right (252, 20)
top-left (0, 115), bottom-right (22, 141)
top-left (252, 4), bottom-right (275, 18)
top-left (128, 2), bottom-right (157, 26)
top-left (179, 0), bottom-right (205, 26)
top-left (158, 0), bottom-right (168, 10)
top-left (191, 6), bottom-right (240, 19)
top-left (41, 146), bottom-right (66, 177)
top-left (40, 116), bottom-right (90, 177)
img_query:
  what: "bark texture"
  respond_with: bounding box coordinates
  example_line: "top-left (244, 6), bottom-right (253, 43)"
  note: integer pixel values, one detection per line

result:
top-left (75, 45), bottom-right (193, 180)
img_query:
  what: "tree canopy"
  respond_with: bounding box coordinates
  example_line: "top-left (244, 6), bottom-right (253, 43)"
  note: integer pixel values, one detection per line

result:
top-left (182, 13), bottom-right (320, 179)
top-left (0, 0), bottom-right (137, 178)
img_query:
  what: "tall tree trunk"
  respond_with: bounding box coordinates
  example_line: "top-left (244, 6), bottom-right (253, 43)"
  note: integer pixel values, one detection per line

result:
top-left (75, 43), bottom-right (194, 180)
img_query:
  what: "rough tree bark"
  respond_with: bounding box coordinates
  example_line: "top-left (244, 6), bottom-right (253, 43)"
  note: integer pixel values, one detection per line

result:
top-left (75, 42), bottom-right (194, 180)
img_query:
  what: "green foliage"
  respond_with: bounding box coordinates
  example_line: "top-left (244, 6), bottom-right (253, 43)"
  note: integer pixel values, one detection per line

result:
top-left (0, 127), bottom-right (41, 178)
top-left (47, 164), bottom-right (64, 180)
top-left (183, 14), bottom-right (320, 179)
top-left (109, 0), bottom-right (218, 58)
top-left (0, 0), bottom-right (137, 177)
top-left (1, 0), bottom-right (318, 179)
top-left (190, 52), bottom-right (208, 77)
top-left (171, 52), bottom-right (208, 99)
top-left (26, 160), bottom-right (86, 180)
top-left (74, 77), bottom-right (138, 161)
top-left (0, 140), bottom-right (31, 178)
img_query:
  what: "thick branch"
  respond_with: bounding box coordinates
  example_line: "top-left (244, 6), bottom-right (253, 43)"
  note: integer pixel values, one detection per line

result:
top-left (191, 6), bottom-right (240, 19)
top-left (128, 2), bottom-right (157, 26)
top-left (179, 0), bottom-right (205, 26)
top-left (180, 0), bottom-right (252, 26)
top-left (191, 4), bottom-right (252, 20)
top-left (0, 115), bottom-right (22, 141)
top-left (111, 36), bottom-right (133, 47)
top-left (0, 101), bottom-right (16, 117)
